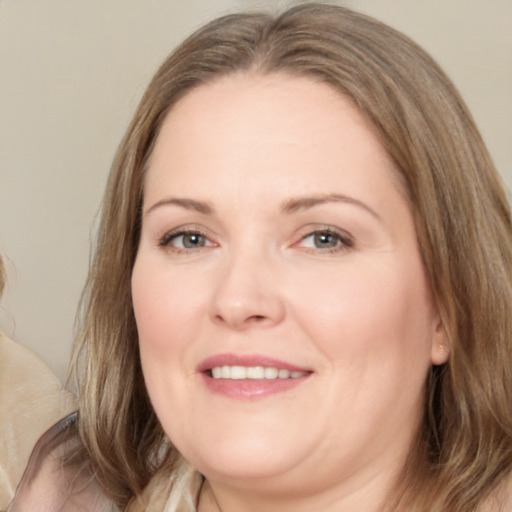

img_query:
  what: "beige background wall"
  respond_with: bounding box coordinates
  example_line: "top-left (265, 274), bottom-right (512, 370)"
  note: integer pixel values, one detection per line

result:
top-left (1, 0), bottom-right (511, 382)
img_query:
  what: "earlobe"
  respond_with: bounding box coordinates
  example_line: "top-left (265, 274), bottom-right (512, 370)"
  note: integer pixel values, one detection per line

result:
top-left (430, 318), bottom-right (450, 365)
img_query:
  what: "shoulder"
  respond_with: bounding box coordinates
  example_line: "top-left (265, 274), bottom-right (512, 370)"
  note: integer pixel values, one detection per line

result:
top-left (0, 334), bottom-right (75, 507)
top-left (7, 414), bottom-right (118, 512)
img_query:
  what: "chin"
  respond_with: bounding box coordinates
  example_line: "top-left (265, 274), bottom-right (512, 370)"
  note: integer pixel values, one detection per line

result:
top-left (180, 431), bottom-right (302, 483)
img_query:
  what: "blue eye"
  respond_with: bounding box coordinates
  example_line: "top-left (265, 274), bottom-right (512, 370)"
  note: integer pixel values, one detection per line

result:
top-left (177, 232), bottom-right (207, 248)
top-left (300, 229), bottom-right (353, 251)
top-left (312, 232), bottom-right (339, 248)
top-left (159, 230), bottom-right (212, 250)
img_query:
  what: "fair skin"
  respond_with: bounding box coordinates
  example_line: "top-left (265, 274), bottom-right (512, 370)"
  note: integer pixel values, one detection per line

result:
top-left (131, 73), bottom-right (448, 512)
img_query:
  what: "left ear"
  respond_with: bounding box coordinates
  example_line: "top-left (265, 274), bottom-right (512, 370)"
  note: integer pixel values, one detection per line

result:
top-left (430, 314), bottom-right (450, 365)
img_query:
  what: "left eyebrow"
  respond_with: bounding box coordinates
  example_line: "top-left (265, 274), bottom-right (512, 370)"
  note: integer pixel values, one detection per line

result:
top-left (281, 194), bottom-right (381, 220)
top-left (144, 197), bottom-right (214, 216)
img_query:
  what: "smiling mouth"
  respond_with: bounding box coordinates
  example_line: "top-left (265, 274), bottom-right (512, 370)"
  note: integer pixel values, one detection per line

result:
top-left (200, 357), bottom-right (312, 398)
top-left (208, 365), bottom-right (309, 380)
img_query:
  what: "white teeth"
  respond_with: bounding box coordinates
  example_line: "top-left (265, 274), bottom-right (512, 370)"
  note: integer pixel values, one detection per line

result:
top-left (278, 369), bottom-right (290, 379)
top-left (264, 367), bottom-right (278, 379)
top-left (247, 366), bottom-right (265, 379)
top-left (230, 366), bottom-right (246, 379)
top-left (209, 366), bottom-right (307, 380)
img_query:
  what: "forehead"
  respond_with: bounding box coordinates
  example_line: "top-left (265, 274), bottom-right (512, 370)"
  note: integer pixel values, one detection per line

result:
top-left (145, 72), bottom-right (405, 203)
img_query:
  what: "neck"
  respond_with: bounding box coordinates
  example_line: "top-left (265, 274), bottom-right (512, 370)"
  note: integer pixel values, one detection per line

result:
top-left (197, 462), bottom-right (402, 512)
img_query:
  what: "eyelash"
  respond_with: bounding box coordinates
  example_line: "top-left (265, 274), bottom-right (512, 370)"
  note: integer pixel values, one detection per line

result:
top-left (158, 228), bottom-right (213, 253)
top-left (157, 226), bottom-right (354, 254)
top-left (296, 227), bottom-right (354, 254)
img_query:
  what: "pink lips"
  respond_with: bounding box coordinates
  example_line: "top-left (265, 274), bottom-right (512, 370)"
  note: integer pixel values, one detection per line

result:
top-left (197, 353), bottom-right (312, 400)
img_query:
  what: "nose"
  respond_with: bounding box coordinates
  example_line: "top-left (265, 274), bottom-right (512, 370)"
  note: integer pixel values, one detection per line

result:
top-left (209, 251), bottom-right (286, 330)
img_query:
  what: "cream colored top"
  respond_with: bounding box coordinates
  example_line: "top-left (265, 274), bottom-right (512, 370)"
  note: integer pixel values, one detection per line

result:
top-left (0, 334), bottom-right (74, 508)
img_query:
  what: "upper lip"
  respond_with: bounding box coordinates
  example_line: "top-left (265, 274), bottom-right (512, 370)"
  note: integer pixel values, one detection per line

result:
top-left (196, 353), bottom-right (311, 373)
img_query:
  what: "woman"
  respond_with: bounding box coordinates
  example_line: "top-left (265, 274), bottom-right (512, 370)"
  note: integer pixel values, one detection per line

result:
top-left (9, 3), bottom-right (512, 511)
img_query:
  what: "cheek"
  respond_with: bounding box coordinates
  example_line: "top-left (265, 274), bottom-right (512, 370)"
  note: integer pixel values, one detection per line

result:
top-left (131, 258), bottom-right (206, 429)
top-left (131, 258), bottom-right (207, 356)
top-left (293, 259), bottom-right (435, 453)
top-left (292, 257), bottom-right (435, 371)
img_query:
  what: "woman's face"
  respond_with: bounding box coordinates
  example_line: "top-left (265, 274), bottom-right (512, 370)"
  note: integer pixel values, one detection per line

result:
top-left (132, 74), bottom-right (448, 502)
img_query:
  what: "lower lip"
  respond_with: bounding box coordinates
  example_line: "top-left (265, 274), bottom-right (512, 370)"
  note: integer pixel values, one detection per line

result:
top-left (200, 373), bottom-right (310, 399)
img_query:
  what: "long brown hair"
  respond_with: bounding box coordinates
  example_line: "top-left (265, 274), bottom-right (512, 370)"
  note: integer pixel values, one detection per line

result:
top-left (70, 3), bottom-right (512, 510)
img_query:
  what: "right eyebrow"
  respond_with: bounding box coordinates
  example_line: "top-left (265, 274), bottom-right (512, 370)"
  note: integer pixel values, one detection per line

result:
top-left (144, 198), bottom-right (214, 216)
top-left (281, 193), bottom-right (381, 221)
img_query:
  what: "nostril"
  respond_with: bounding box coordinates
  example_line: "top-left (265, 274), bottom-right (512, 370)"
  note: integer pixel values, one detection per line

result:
top-left (211, 294), bottom-right (285, 329)
top-left (214, 313), bottom-right (267, 328)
